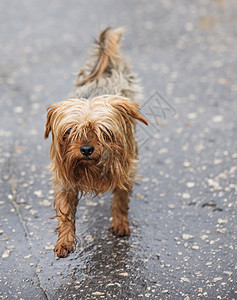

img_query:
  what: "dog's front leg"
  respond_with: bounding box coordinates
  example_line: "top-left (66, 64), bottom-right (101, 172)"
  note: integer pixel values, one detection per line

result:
top-left (54, 187), bottom-right (79, 258)
top-left (111, 187), bottom-right (131, 236)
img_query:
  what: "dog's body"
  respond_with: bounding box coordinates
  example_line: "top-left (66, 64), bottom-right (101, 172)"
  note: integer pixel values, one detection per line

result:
top-left (45, 28), bottom-right (148, 258)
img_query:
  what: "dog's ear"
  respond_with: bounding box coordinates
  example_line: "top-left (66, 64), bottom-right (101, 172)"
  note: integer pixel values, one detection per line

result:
top-left (108, 96), bottom-right (148, 126)
top-left (44, 104), bottom-right (58, 139)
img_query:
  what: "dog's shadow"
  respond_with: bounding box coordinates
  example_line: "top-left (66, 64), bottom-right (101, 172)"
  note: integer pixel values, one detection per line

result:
top-left (69, 193), bottom-right (134, 277)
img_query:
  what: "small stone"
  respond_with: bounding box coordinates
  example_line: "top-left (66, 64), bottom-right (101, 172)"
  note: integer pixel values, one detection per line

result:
top-left (30, 209), bottom-right (38, 216)
top-left (2, 250), bottom-right (11, 258)
top-left (35, 269), bottom-right (42, 273)
top-left (158, 148), bottom-right (168, 154)
top-left (92, 292), bottom-right (105, 296)
top-left (186, 182), bottom-right (195, 188)
top-left (182, 234), bottom-right (194, 240)
top-left (34, 190), bottom-right (43, 198)
top-left (86, 200), bottom-right (97, 206)
top-left (217, 218), bottom-right (228, 225)
top-left (213, 277), bottom-right (222, 282)
top-left (207, 179), bottom-right (221, 190)
top-left (183, 161), bottom-right (191, 167)
top-left (192, 245), bottom-right (200, 250)
top-left (182, 193), bottom-right (191, 199)
top-left (181, 277), bottom-right (190, 283)
top-left (216, 228), bottom-right (227, 234)
top-left (223, 271), bottom-right (232, 276)
top-left (187, 112), bottom-right (197, 119)
top-left (40, 200), bottom-right (51, 207)
top-left (44, 244), bottom-right (54, 250)
top-left (85, 235), bottom-right (94, 242)
top-left (119, 272), bottom-right (129, 276)
top-left (212, 115), bottom-right (223, 123)
top-left (25, 205), bottom-right (32, 210)
top-left (14, 106), bottom-right (23, 113)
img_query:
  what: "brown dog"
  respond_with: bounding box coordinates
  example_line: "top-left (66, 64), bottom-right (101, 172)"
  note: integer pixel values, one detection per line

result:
top-left (45, 27), bottom-right (148, 258)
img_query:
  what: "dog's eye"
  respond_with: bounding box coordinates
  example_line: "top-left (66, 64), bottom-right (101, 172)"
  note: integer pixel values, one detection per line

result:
top-left (102, 129), bottom-right (114, 142)
top-left (64, 128), bottom-right (72, 138)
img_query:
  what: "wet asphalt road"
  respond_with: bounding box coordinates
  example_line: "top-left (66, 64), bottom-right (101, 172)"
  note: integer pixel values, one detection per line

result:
top-left (0, 0), bottom-right (237, 299)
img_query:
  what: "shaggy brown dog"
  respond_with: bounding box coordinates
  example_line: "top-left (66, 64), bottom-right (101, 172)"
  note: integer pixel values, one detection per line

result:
top-left (45, 27), bottom-right (148, 258)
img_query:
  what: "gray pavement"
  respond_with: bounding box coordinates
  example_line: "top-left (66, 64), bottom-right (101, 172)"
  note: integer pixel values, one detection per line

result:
top-left (0, 0), bottom-right (237, 299)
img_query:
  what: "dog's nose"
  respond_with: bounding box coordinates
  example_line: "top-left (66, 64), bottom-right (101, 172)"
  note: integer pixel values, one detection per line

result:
top-left (80, 145), bottom-right (94, 157)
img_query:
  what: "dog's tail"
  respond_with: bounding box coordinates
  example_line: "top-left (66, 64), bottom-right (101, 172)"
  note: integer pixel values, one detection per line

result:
top-left (78, 27), bottom-right (124, 85)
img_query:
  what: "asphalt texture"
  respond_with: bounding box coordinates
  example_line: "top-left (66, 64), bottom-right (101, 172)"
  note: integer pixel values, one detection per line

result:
top-left (0, 1), bottom-right (237, 299)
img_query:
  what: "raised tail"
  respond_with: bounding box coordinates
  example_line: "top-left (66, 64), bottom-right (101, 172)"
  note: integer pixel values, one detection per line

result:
top-left (77, 27), bottom-right (124, 86)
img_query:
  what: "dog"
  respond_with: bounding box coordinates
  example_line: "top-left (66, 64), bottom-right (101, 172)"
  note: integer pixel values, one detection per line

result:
top-left (44, 27), bottom-right (148, 258)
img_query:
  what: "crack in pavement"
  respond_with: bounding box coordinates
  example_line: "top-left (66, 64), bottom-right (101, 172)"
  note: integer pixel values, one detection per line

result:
top-left (7, 144), bottom-right (50, 300)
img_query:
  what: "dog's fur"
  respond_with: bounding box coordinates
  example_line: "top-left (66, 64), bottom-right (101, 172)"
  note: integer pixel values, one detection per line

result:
top-left (45, 27), bottom-right (148, 258)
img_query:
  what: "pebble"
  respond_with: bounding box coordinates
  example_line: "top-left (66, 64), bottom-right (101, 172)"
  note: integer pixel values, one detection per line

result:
top-left (182, 234), bottom-right (194, 240)
top-left (207, 179), bottom-right (221, 190)
top-left (217, 219), bottom-right (228, 225)
top-left (213, 277), bottom-right (222, 282)
top-left (30, 209), bottom-right (38, 216)
top-left (214, 159), bottom-right (222, 165)
top-left (86, 200), bottom-right (98, 206)
top-left (119, 272), bottom-right (129, 276)
top-left (14, 106), bottom-right (23, 113)
top-left (85, 235), bottom-right (94, 242)
top-left (92, 292), bottom-right (105, 296)
top-left (35, 269), bottom-right (42, 273)
top-left (180, 277), bottom-right (190, 283)
top-left (158, 148), bottom-right (168, 154)
top-left (44, 244), bottom-right (54, 250)
top-left (186, 182), bottom-right (195, 188)
top-left (216, 228), bottom-right (227, 234)
top-left (2, 250), bottom-right (11, 259)
top-left (187, 112), bottom-right (197, 119)
top-left (40, 200), bottom-right (51, 206)
top-left (212, 115), bottom-right (223, 123)
top-left (183, 161), bottom-right (191, 167)
top-left (223, 271), bottom-right (232, 276)
top-left (182, 193), bottom-right (191, 199)
top-left (34, 190), bottom-right (43, 198)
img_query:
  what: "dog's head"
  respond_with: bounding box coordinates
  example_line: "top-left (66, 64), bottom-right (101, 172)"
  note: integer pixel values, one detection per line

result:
top-left (45, 95), bottom-right (148, 194)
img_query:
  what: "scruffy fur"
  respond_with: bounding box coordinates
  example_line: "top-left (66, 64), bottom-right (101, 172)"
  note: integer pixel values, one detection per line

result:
top-left (45, 27), bottom-right (148, 258)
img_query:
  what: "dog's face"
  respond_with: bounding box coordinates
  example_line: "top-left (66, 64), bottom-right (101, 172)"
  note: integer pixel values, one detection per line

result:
top-left (45, 95), bottom-right (148, 194)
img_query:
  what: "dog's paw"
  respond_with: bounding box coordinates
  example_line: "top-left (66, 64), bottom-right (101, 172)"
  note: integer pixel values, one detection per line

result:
top-left (112, 222), bottom-right (130, 237)
top-left (54, 242), bottom-right (74, 258)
